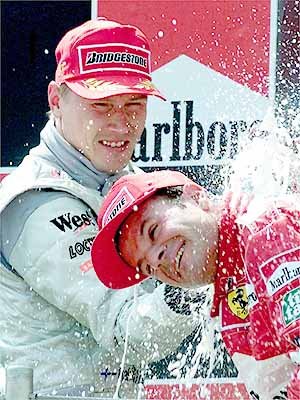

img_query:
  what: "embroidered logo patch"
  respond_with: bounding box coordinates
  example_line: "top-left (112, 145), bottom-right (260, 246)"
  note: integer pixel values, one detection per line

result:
top-left (266, 261), bottom-right (300, 296)
top-left (228, 286), bottom-right (249, 319)
top-left (282, 287), bottom-right (300, 326)
top-left (77, 44), bottom-right (150, 77)
top-left (102, 186), bottom-right (135, 227)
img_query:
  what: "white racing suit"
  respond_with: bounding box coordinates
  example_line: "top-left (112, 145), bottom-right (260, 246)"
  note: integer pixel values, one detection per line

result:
top-left (0, 121), bottom-right (206, 397)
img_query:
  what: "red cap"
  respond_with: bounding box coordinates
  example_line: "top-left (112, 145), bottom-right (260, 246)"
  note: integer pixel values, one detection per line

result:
top-left (91, 170), bottom-right (199, 289)
top-left (55, 17), bottom-right (165, 100)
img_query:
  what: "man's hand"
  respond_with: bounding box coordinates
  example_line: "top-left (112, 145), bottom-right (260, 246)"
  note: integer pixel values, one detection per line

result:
top-left (224, 191), bottom-right (253, 216)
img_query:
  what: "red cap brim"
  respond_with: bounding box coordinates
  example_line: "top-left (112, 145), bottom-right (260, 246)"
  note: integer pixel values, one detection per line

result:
top-left (91, 170), bottom-right (199, 289)
top-left (91, 189), bottom-right (156, 289)
top-left (65, 76), bottom-right (166, 101)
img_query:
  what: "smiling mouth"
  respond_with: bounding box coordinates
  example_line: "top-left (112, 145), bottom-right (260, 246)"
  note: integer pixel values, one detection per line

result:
top-left (99, 140), bottom-right (127, 148)
top-left (175, 243), bottom-right (185, 273)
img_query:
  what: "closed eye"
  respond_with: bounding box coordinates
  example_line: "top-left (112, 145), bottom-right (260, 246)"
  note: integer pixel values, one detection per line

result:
top-left (91, 102), bottom-right (112, 113)
top-left (148, 224), bottom-right (158, 241)
top-left (125, 97), bottom-right (147, 111)
top-left (137, 261), bottom-right (153, 276)
top-left (145, 264), bottom-right (153, 275)
top-left (126, 101), bottom-right (146, 111)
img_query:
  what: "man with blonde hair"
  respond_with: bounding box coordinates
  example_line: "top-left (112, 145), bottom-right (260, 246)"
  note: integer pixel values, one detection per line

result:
top-left (0, 18), bottom-right (207, 397)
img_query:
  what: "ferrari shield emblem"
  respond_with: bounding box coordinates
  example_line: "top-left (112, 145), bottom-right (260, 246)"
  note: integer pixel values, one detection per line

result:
top-left (228, 286), bottom-right (249, 319)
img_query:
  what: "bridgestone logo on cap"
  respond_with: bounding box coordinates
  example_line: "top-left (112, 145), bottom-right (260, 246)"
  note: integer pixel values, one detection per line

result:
top-left (78, 44), bottom-right (151, 77)
top-left (102, 187), bottom-right (136, 228)
top-left (86, 52), bottom-right (147, 68)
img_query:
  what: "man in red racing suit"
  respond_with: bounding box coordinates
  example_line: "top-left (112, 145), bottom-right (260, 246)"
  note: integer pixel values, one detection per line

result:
top-left (211, 197), bottom-right (300, 399)
top-left (91, 171), bottom-right (299, 399)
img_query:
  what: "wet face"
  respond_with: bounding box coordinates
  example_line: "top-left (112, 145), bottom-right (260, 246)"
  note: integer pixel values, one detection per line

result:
top-left (49, 84), bottom-right (147, 174)
top-left (118, 195), bottom-right (218, 288)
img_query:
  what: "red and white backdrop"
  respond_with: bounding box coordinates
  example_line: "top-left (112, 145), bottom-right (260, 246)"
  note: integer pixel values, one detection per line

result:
top-left (94, 0), bottom-right (277, 194)
top-left (94, 1), bottom-right (277, 398)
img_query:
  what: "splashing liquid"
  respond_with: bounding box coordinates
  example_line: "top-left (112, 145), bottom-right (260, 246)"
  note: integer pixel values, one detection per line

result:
top-left (229, 110), bottom-right (300, 198)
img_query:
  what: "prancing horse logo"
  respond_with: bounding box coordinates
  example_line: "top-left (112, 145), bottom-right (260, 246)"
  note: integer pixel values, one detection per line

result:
top-left (228, 286), bottom-right (249, 319)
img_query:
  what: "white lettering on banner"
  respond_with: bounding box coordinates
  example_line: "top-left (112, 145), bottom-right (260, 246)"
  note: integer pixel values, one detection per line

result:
top-left (266, 261), bottom-right (300, 295)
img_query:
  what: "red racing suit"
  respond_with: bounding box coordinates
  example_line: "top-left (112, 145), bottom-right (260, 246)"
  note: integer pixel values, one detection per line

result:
top-left (211, 197), bottom-right (300, 399)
